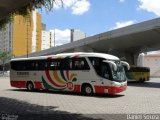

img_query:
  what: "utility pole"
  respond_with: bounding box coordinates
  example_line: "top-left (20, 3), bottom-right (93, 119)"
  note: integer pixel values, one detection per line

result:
top-left (70, 29), bottom-right (74, 43)
top-left (26, 15), bottom-right (29, 58)
top-left (54, 29), bottom-right (55, 47)
top-left (50, 32), bottom-right (52, 48)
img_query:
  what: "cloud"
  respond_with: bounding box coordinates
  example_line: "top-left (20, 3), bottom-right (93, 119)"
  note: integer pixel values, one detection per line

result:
top-left (147, 51), bottom-right (160, 54)
top-left (119, 0), bottom-right (125, 2)
top-left (50, 29), bottom-right (70, 46)
top-left (53, 0), bottom-right (90, 15)
top-left (63, 0), bottom-right (77, 8)
top-left (138, 0), bottom-right (160, 16)
top-left (72, 0), bottom-right (90, 15)
top-left (53, 0), bottom-right (76, 9)
top-left (110, 20), bottom-right (135, 30)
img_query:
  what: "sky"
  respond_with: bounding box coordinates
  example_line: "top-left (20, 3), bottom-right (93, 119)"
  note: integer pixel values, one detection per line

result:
top-left (39, 0), bottom-right (160, 46)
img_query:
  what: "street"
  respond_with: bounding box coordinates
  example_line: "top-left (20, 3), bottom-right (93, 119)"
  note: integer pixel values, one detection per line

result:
top-left (0, 77), bottom-right (160, 120)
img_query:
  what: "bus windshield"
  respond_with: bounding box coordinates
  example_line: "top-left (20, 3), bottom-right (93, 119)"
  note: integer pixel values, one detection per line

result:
top-left (109, 61), bottom-right (126, 82)
top-left (112, 61), bottom-right (126, 81)
top-left (88, 57), bottom-right (127, 82)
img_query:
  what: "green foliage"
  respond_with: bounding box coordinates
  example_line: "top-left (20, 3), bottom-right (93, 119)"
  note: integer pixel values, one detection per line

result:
top-left (0, 14), bottom-right (14, 30)
top-left (0, 51), bottom-right (8, 62)
top-left (0, 51), bottom-right (10, 74)
top-left (0, 0), bottom-right (63, 29)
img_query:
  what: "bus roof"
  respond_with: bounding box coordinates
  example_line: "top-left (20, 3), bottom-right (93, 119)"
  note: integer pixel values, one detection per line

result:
top-left (11, 52), bottom-right (120, 61)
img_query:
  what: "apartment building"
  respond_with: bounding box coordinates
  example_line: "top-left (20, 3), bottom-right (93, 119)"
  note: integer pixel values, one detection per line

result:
top-left (12, 10), bottom-right (42, 56)
top-left (0, 10), bottom-right (42, 57)
top-left (0, 23), bottom-right (12, 53)
top-left (41, 31), bottom-right (52, 50)
top-left (138, 53), bottom-right (160, 77)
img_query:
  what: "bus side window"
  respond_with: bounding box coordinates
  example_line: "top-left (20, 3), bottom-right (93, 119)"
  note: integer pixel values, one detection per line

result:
top-left (101, 63), bottom-right (110, 79)
top-left (58, 58), bottom-right (73, 70)
top-left (50, 61), bottom-right (57, 70)
top-left (72, 58), bottom-right (90, 70)
top-left (31, 61), bottom-right (36, 70)
top-left (20, 61), bottom-right (26, 70)
top-left (46, 61), bottom-right (49, 69)
top-left (69, 59), bottom-right (72, 69)
top-left (88, 57), bottom-right (102, 76)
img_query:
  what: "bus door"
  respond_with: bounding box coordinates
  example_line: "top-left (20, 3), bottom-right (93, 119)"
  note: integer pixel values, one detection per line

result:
top-left (88, 57), bottom-right (112, 85)
top-left (99, 62), bottom-right (112, 85)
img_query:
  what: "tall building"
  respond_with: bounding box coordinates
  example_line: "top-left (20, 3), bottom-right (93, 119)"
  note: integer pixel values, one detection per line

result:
top-left (0, 10), bottom-right (42, 57)
top-left (0, 22), bottom-right (13, 53)
top-left (41, 31), bottom-right (52, 50)
top-left (137, 53), bottom-right (160, 77)
top-left (12, 10), bottom-right (42, 56)
top-left (71, 29), bottom-right (86, 42)
top-left (49, 29), bottom-right (86, 47)
top-left (42, 23), bottom-right (46, 31)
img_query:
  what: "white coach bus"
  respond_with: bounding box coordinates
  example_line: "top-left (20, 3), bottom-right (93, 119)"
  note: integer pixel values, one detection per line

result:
top-left (10, 52), bottom-right (129, 95)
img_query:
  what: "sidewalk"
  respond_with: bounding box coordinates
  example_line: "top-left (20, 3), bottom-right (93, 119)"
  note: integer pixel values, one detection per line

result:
top-left (0, 72), bottom-right (10, 77)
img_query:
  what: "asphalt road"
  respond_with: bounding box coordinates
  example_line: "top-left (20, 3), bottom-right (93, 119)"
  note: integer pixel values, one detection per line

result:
top-left (0, 77), bottom-right (160, 120)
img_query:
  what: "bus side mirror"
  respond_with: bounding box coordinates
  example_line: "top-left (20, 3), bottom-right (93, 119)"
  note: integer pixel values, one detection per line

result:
top-left (121, 61), bottom-right (130, 70)
top-left (103, 60), bottom-right (117, 71)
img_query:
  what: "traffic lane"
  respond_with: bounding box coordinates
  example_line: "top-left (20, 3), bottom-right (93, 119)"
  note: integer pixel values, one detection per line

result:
top-left (0, 77), bottom-right (160, 116)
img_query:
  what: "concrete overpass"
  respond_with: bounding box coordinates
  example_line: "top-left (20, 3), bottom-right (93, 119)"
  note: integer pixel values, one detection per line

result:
top-left (23, 18), bottom-right (160, 65)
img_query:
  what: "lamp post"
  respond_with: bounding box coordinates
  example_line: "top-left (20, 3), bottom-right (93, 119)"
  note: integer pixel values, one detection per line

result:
top-left (26, 15), bottom-right (29, 58)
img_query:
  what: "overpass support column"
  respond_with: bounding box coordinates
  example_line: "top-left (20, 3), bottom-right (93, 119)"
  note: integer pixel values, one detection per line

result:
top-left (124, 53), bottom-right (139, 65)
top-left (134, 54), bottom-right (139, 66)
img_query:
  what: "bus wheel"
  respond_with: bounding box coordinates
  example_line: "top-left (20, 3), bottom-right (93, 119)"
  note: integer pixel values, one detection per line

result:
top-left (27, 82), bottom-right (34, 91)
top-left (139, 78), bottom-right (145, 83)
top-left (142, 78), bottom-right (145, 82)
top-left (82, 84), bottom-right (93, 95)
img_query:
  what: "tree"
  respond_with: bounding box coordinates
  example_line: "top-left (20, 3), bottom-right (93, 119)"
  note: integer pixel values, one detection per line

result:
top-left (0, 51), bottom-right (9, 75)
top-left (0, 0), bottom-right (63, 29)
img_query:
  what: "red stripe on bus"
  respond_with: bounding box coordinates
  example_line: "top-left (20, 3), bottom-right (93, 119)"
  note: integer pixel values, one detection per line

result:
top-left (45, 71), bottom-right (66, 88)
top-left (72, 55), bottom-right (79, 58)
top-left (34, 81), bottom-right (43, 90)
top-left (10, 80), bottom-right (26, 88)
top-left (47, 57), bottom-right (52, 60)
top-left (94, 85), bottom-right (127, 94)
top-left (73, 84), bottom-right (81, 92)
top-left (109, 86), bottom-right (127, 94)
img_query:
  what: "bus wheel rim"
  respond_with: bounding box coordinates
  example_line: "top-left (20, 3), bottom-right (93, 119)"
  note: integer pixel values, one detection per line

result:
top-left (86, 87), bottom-right (91, 94)
top-left (28, 84), bottom-right (33, 90)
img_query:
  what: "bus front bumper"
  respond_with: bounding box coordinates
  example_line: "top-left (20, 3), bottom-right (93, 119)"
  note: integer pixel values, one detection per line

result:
top-left (94, 85), bottom-right (127, 94)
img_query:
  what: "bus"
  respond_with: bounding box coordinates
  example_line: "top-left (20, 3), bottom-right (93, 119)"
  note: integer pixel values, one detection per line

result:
top-left (124, 66), bottom-right (150, 82)
top-left (10, 52), bottom-right (129, 95)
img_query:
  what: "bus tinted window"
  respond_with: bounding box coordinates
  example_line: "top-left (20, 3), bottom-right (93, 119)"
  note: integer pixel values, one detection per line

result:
top-left (88, 57), bottom-right (104, 76)
top-left (72, 58), bottom-right (90, 70)
top-left (59, 58), bottom-right (72, 70)
top-left (11, 57), bottom-right (90, 71)
top-left (88, 57), bottom-right (112, 79)
top-left (124, 66), bottom-right (150, 72)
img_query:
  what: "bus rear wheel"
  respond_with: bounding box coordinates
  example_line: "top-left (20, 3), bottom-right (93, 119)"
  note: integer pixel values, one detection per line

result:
top-left (82, 84), bottom-right (93, 95)
top-left (27, 82), bottom-right (34, 91)
top-left (139, 78), bottom-right (145, 83)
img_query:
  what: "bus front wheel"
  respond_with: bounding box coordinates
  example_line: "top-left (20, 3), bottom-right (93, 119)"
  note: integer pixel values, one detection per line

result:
top-left (82, 84), bottom-right (93, 95)
top-left (27, 82), bottom-right (34, 91)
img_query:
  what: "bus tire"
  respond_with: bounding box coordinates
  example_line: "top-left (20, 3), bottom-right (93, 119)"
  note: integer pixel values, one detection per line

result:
top-left (139, 78), bottom-right (145, 83)
top-left (27, 82), bottom-right (34, 91)
top-left (142, 78), bottom-right (145, 82)
top-left (82, 84), bottom-right (93, 95)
